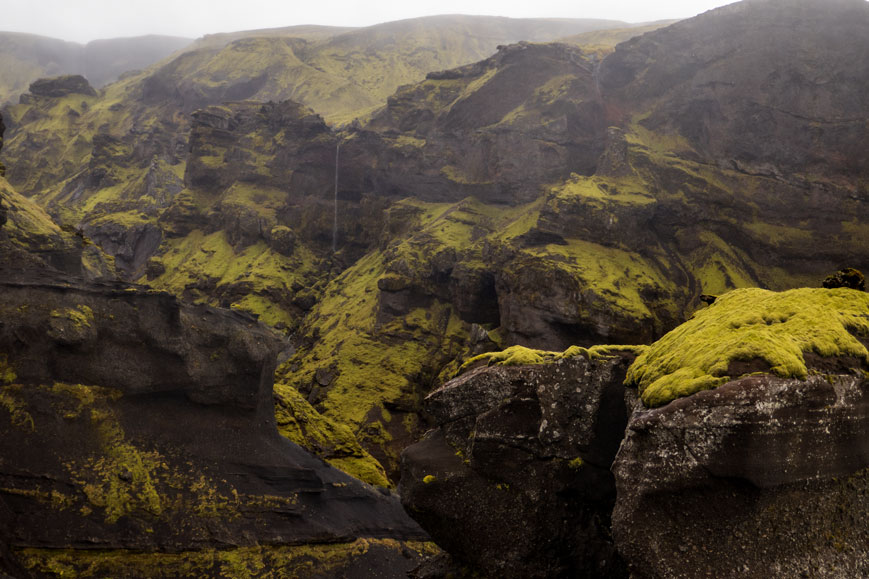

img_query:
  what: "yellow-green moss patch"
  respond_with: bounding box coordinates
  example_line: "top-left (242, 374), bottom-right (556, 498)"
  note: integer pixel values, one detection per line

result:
top-left (626, 287), bottom-right (869, 408)
top-left (16, 539), bottom-right (440, 579)
top-left (274, 383), bottom-right (390, 487)
top-left (459, 343), bottom-right (647, 375)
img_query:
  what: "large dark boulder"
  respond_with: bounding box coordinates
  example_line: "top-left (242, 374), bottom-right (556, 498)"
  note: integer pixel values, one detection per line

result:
top-left (400, 352), bottom-right (635, 578)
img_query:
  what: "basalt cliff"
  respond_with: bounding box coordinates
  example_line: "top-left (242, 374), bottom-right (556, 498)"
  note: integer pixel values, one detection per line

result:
top-left (1, 0), bottom-right (869, 577)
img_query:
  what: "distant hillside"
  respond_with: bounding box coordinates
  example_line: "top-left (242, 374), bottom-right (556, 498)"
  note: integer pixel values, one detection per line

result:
top-left (138, 14), bottom-right (631, 123)
top-left (0, 32), bottom-right (192, 104)
top-left (559, 20), bottom-right (678, 53)
top-left (81, 35), bottom-right (194, 86)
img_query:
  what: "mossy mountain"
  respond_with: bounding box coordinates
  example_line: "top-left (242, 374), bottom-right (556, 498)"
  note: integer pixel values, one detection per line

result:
top-left (3, 0), bottom-right (869, 488)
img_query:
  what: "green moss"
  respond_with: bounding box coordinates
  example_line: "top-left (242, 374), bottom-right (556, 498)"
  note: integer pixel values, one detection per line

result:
top-left (142, 229), bottom-right (317, 329)
top-left (626, 287), bottom-right (869, 408)
top-left (16, 539), bottom-right (440, 579)
top-left (0, 383), bottom-right (35, 431)
top-left (273, 383), bottom-right (390, 487)
top-left (550, 172), bottom-right (656, 210)
top-left (0, 354), bottom-right (16, 385)
top-left (50, 305), bottom-right (94, 329)
top-left (518, 238), bottom-right (681, 325)
top-left (459, 343), bottom-right (647, 375)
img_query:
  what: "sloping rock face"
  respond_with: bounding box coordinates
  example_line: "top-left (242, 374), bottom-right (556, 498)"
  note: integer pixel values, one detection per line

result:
top-left (399, 353), bottom-right (634, 578)
top-left (612, 374), bottom-right (869, 578)
top-left (0, 271), bottom-right (430, 577)
top-left (600, 0), bottom-right (869, 180)
top-left (185, 100), bottom-right (335, 195)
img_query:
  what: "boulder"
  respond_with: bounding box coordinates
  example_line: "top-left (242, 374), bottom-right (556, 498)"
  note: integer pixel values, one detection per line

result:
top-left (400, 351), bottom-right (635, 578)
top-left (612, 285), bottom-right (869, 578)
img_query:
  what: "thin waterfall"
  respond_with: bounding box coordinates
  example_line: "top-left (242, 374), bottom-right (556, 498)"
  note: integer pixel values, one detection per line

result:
top-left (332, 142), bottom-right (339, 253)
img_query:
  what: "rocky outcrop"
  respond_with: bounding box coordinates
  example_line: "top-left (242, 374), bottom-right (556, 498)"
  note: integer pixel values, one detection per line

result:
top-left (400, 352), bottom-right (635, 578)
top-left (0, 271), bottom-right (430, 577)
top-left (25, 75), bottom-right (97, 99)
top-left (612, 374), bottom-right (869, 578)
top-left (185, 100), bottom-right (334, 196)
top-left (82, 218), bottom-right (162, 274)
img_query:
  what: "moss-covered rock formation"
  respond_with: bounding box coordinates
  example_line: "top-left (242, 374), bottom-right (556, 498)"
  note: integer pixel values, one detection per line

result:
top-left (3, 0), bottom-right (869, 497)
top-left (627, 287), bottom-right (869, 408)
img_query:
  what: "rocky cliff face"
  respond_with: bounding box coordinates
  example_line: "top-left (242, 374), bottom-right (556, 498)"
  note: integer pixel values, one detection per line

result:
top-left (612, 374), bottom-right (869, 578)
top-left (347, 42), bottom-right (607, 205)
top-left (600, 0), bottom-right (869, 179)
top-left (0, 270), bottom-right (431, 577)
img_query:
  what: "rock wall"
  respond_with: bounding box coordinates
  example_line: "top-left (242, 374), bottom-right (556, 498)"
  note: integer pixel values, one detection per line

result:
top-left (0, 271), bottom-right (430, 577)
top-left (400, 287), bottom-right (869, 578)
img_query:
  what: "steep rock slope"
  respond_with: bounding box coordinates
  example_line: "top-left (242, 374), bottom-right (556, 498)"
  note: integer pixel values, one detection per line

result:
top-left (0, 274), bottom-right (432, 577)
top-left (141, 15), bottom-right (629, 123)
top-left (600, 0), bottom-right (869, 180)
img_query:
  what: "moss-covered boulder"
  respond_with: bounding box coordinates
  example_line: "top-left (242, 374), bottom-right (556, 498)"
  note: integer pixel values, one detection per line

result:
top-left (612, 285), bottom-right (869, 578)
top-left (626, 287), bottom-right (869, 408)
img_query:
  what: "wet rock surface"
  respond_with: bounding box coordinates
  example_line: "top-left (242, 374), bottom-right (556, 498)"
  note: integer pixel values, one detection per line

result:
top-left (400, 354), bottom-right (635, 578)
top-left (612, 374), bottom-right (869, 579)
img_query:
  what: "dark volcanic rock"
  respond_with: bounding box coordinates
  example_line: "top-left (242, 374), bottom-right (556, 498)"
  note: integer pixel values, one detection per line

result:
top-left (400, 353), bottom-right (634, 578)
top-left (0, 273), bottom-right (428, 576)
top-left (612, 374), bottom-right (869, 578)
top-left (27, 75), bottom-right (97, 98)
top-left (82, 218), bottom-right (163, 274)
top-left (186, 100), bottom-right (334, 195)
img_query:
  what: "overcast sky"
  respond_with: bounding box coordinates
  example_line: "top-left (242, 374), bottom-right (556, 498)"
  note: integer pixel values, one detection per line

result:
top-left (1, 0), bottom-right (740, 43)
